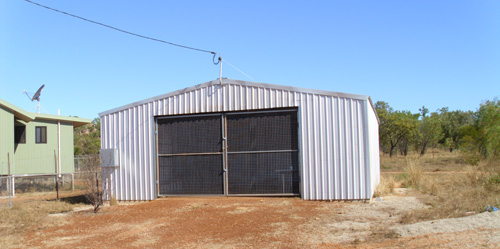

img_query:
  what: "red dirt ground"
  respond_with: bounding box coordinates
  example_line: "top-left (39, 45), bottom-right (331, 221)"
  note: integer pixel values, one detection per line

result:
top-left (7, 196), bottom-right (499, 248)
top-left (23, 197), bottom-right (342, 248)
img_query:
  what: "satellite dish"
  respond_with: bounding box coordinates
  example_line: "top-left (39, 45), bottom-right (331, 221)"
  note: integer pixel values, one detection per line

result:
top-left (31, 84), bottom-right (45, 102)
top-left (23, 84), bottom-right (45, 113)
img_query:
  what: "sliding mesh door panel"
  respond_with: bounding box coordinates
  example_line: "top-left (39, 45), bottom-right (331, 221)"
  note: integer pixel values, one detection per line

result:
top-left (159, 155), bottom-right (223, 195)
top-left (157, 115), bottom-right (223, 195)
top-left (226, 112), bottom-right (298, 152)
top-left (157, 115), bottom-right (222, 154)
top-left (227, 152), bottom-right (299, 194)
top-left (226, 110), bottom-right (299, 195)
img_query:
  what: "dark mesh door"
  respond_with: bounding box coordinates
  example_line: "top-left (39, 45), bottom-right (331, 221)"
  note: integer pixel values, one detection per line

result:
top-left (158, 155), bottom-right (223, 195)
top-left (226, 111), bottom-right (299, 195)
top-left (227, 152), bottom-right (299, 194)
top-left (158, 115), bottom-right (222, 154)
top-left (157, 115), bottom-right (223, 195)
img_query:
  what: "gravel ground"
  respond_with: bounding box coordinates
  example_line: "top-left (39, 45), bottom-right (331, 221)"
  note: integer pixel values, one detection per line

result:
top-left (301, 195), bottom-right (427, 245)
top-left (395, 210), bottom-right (500, 239)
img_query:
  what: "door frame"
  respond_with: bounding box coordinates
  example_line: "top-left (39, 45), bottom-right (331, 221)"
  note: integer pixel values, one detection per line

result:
top-left (155, 108), bottom-right (300, 197)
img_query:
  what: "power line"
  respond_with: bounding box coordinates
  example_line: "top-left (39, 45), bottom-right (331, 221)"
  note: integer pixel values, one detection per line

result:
top-left (23, 0), bottom-right (216, 54)
top-left (222, 59), bottom-right (256, 82)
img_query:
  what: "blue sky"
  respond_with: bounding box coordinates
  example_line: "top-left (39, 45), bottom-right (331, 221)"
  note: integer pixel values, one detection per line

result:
top-left (1, 1), bottom-right (499, 119)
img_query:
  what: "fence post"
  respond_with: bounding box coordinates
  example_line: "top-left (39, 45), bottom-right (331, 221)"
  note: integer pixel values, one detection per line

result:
top-left (11, 176), bottom-right (15, 198)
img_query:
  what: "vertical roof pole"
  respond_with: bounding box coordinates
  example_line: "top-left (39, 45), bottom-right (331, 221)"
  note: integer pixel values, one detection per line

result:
top-left (219, 55), bottom-right (223, 85)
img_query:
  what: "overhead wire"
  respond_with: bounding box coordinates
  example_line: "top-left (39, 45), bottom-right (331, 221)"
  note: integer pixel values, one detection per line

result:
top-left (23, 0), bottom-right (256, 80)
top-left (222, 58), bottom-right (256, 82)
top-left (23, 0), bottom-right (216, 55)
top-left (213, 53), bottom-right (221, 65)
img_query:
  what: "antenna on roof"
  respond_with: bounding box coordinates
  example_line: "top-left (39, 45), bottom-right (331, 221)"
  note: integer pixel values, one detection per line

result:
top-left (23, 84), bottom-right (45, 113)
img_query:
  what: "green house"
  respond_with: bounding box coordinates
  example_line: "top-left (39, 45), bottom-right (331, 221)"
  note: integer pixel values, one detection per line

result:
top-left (0, 99), bottom-right (91, 175)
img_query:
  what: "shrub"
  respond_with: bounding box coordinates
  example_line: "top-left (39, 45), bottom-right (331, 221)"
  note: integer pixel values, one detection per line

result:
top-left (402, 158), bottom-right (423, 189)
top-left (80, 155), bottom-right (103, 213)
top-left (373, 176), bottom-right (395, 197)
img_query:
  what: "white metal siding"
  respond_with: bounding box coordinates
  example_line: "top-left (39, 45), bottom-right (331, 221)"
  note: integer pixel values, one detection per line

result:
top-left (367, 101), bottom-right (381, 195)
top-left (100, 80), bottom-right (379, 201)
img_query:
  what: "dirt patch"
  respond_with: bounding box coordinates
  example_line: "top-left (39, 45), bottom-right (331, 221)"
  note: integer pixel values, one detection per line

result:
top-left (5, 195), bottom-right (498, 248)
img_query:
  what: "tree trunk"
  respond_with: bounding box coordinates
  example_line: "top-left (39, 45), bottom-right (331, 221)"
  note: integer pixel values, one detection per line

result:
top-left (390, 141), bottom-right (396, 157)
top-left (420, 142), bottom-right (427, 155)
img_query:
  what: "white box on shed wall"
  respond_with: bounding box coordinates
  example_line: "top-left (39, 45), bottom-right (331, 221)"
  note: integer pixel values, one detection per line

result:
top-left (100, 149), bottom-right (119, 167)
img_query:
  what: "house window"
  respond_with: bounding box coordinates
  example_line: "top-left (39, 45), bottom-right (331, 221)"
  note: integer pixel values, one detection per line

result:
top-left (35, 126), bottom-right (47, 144)
top-left (15, 126), bottom-right (26, 144)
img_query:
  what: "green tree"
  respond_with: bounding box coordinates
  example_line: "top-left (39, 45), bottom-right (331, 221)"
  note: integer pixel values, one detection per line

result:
top-left (375, 101), bottom-right (418, 157)
top-left (419, 105), bottom-right (429, 118)
top-left (475, 99), bottom-right (500, 159)
top-left (375, 101), bottom-right (392, 154)
top-left (459, 99), bottom-right (500, 161)
top-left (416, 112), bottom-right (443, 155)
top-left (437, 108), bottom-right (474, 152)
top-left (74, 118), bottom-right (101, 155)
top-left (391, 111), bottom-right (419, 157)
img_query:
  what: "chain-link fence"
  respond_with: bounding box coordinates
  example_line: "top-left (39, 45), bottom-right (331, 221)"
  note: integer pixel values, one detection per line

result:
top-left (0, 155), bottom-right (101, 209)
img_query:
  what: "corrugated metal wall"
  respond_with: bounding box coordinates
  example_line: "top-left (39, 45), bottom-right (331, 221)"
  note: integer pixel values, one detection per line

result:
top-left (100, 79), bottom-right (380, 201)
top-left (367, 103), bottom-right (381, 194)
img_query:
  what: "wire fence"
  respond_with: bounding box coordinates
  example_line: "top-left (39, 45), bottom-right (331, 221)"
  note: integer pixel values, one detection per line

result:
top-left (0, 155), bottom-right (101, 209)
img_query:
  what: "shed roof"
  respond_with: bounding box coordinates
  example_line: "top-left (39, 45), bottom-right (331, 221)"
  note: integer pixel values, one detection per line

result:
top-left (99, 78), bottom-right (372, 116)
top-left (0, 99), bottom-right (92, 127)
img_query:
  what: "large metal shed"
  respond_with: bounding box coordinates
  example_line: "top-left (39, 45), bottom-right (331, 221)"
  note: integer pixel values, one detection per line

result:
top-left (99, 79), bottom-right (380, 201)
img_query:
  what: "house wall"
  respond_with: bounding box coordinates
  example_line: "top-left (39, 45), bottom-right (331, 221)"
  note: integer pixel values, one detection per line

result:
top-left (100, 81), bottom-right (380, 201)
top-left (0, 106), bottom-right (14, 175)
top-left (13, 119), bottom-right (74, 174)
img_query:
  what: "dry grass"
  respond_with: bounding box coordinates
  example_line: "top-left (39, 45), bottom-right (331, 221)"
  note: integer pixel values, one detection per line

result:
top-left (401, 158), bottom-right (423, 188)
top-left (0, 200), bottom-right (74, 247)
top-left (419, 176), bottom-right (438, 196)
top-left (110, 196), bottom-right (118, 206)
top-left (386, 152), bottom-right (500, 224)
top-left (373, 175), bottom-right (395, 197)
top-left (380, 149), bottom-right (468, 172)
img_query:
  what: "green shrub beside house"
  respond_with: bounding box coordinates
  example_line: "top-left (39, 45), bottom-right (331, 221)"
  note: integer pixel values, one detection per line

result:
top-left (0, 99), bottom-right (91, 175)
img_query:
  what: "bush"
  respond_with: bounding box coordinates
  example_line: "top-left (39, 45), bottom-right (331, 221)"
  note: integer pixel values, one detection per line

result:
top-left (462, 151), bottom-right (481, 166)
top-left (80, 155), bottom-right (103, 213)
top-left (373, 176), bottom-right (395, 197)
top-left (401, 158), bottom-right (423, 189)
